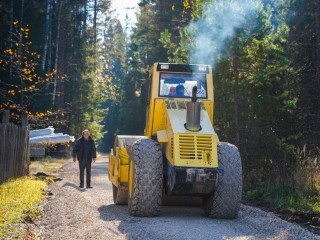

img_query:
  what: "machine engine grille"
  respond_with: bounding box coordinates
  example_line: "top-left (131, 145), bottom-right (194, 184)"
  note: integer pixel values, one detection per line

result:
top-left (177, 134), bottom-right (213, 160)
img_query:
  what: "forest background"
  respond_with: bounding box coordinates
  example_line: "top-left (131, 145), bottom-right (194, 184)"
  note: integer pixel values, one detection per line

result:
top-left (0, 0), bottom-right (319, 212)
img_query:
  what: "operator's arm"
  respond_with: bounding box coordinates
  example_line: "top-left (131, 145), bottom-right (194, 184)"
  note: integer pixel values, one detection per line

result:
top-left (72, 140), bottom-right (80, 162)
top-left (92, 140), bottom-right (97, 163)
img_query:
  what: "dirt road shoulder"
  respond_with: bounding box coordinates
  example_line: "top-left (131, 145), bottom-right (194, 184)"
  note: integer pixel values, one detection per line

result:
top-left (34, 156), bottom-right (319, 240)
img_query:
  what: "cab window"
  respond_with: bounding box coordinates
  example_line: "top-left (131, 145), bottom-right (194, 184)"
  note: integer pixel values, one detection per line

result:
top-left (159, 73), bottom-right (207, 98)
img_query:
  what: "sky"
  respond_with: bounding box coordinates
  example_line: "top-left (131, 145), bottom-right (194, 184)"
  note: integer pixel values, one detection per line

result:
top-left (111, 0), bottom-right (139, 31)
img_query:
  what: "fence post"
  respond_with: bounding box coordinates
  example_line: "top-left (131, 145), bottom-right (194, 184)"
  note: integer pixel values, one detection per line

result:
top-left (21, 113), bottom-right (28, 127)
top-left (0, 113), bottom-right (30, 183)
top-left (2, 110), bottom-right (10, 123)
top-left (21, 113), bottom-right (29, 176)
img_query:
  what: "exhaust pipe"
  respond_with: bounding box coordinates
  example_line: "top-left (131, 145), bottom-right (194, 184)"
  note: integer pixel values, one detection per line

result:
top-left (185, 86), bottom-right (201, 131)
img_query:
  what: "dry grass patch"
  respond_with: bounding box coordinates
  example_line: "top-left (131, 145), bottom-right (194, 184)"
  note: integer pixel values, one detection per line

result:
top-left (0, 176), bottom-right (46, 238)
top-left (29, 157), bottom-right (68, 176)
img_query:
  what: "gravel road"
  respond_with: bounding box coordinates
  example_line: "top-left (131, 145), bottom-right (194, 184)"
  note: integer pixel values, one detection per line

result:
top-left (35, 156), bottom-right (319, 240)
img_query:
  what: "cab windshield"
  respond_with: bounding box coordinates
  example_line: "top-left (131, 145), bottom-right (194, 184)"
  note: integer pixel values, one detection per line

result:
top-left (159, 73), bottom-right (207, 98)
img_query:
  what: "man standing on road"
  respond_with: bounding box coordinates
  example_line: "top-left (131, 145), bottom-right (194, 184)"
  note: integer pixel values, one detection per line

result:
top-left (72, 130), bottom-right (97, 189)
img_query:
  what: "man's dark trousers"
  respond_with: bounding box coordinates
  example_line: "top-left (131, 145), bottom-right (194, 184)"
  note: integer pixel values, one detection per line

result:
top-left (79, 158), bottom-right (92, 187)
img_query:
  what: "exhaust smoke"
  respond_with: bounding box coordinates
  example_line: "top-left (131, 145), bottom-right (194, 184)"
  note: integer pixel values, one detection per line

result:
top-left (188, 0), bottom-right (261, 66)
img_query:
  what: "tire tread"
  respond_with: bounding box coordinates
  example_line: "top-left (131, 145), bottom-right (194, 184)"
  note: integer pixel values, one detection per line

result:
top-left (128, 139), bottom-right (163, 217)
top-left (204, 142), bottom-right (242, 219)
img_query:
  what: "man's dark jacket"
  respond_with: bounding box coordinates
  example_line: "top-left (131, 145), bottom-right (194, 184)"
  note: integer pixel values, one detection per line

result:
top-left (72, 136), bottom-right (97, 161)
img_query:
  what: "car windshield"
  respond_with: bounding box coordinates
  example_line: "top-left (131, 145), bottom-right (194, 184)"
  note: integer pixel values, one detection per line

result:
top-left (159, 73), bottom-right (207, 98)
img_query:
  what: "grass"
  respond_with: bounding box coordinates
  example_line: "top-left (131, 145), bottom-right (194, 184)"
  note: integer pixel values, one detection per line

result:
top-left (0, 156), bottom-right (69, 238)
top-left (29, 157), bottom-right (68, 176)
top-left (0, 176), bottom-right (46, 238)
top-left (245, 185), bottom-right (320, 213)
top-left (0, 157), bottom-right (67, 239)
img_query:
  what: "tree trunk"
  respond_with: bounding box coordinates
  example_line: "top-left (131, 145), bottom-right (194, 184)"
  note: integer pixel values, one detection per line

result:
top-left (52, 0), bottom-right (63, 106)
top-left (47, 0), bottom-right (54, 72)
top-left (93, 0), bottom-right (97, 44)
top-left (19, 0), bottom-right (25, 110)
top-left (9, 0), bottom-right (13, 83)
top-left (55, 9), bottom-right (66, 108)
top-left (316, 0), bottom-right (320, 144)
top-left (233, 55), bottom-right (240, 146)
top-left (316, 0), bottom-right (320, 90)
top-left (42, 0), bottom-right (52, 71)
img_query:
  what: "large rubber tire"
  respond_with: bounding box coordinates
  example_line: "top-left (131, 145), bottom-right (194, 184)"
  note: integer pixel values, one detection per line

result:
top-left (204, 142), bottom-right (242, 219)
top-left (112, 184), bottom-right (128, 205)
top-left (128, 139), bottom-right (163, 217)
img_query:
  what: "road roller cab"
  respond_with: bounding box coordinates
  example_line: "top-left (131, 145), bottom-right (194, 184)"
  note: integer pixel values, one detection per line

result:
top-left (108, 63), bottom-right (242, 218)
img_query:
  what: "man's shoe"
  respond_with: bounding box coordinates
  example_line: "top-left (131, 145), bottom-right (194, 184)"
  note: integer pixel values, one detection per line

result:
top-left (86, 186), bottom-right (93, 188)
top-left (79, 185), bottom-right (84, 189)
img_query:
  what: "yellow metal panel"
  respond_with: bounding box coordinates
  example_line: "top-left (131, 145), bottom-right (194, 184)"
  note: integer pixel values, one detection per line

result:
top-left (164, 138), bottom-right (175, 166)
top-left (120, 165), bottom-right (129, 182)
top-left (206, 67), bottom-right (214, 123)
top-left (145, 65), bottom-right (159, 138)
top-left (152, 99), bottom-right (167, 136)
top-left (164, 116), bottom-right (175, 166)
top-left (115, 147), bottom-right (130, 184)
top-left (108, 150), bottom-right (130, 186)
top-left (174, 133), bottom-right (218, 168)
top-left (119, 148), bottom-right (129, 165)
top-left (202, 101), bottom-right (213, 124)
top-left (115, 147), bottom-right (119, 158)
top-left (108, 154), bottom-right (114, 175)
top-left (108, 154), bottom-right (119, 186)
top-left (145, 99), bottom-right (153, 138)
top-left (129, 160), bottom-right (134, 197)
top-left (157, 130), bottom-right (169, 143)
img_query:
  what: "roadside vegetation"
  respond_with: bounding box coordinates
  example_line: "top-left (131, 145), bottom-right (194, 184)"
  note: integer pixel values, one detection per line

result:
top-left (29, 157), bottom-right (68, 176)
top-left (244, 151), bottom-right (320, 233)
top-left (244, 184), bottom-right (320, 234)
top-left (0, 157), bottom-right (68, 239)
top-left (245, 185), bottom-right (320, 213)
top-left (245, 147), bottom-right (320, 214)
top-left (0, 176), bottom-right (46, 239)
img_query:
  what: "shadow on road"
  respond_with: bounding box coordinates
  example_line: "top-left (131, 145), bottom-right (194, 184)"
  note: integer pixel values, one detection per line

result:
top-left (98, 204), bottom-right (130, 222)
top-left (98, 203), bottom-right (205, 222)
top-left (62, 181), bottom-right (87, 192)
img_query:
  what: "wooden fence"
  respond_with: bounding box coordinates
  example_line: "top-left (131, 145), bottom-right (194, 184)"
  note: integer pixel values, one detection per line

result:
top-left (0, 123), bottom-right (30, 183)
